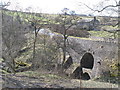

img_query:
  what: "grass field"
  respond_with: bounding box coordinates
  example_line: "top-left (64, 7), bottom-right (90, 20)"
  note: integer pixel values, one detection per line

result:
top-left (88, 31), bottom-right (114, 38)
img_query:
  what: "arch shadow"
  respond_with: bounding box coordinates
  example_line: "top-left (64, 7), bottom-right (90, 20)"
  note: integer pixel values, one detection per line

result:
top-left (63, 56), bottom-right (73, 70)
top-left (81, 72), bottom-right (91, 80)
top-left (80, 53), bottom-right (94, 69)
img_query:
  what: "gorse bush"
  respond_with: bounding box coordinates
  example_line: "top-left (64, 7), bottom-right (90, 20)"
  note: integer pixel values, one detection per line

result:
top-left (109, 60), bottom-right (119, 77)
top-left (96, 59), bottom-right (119, 84)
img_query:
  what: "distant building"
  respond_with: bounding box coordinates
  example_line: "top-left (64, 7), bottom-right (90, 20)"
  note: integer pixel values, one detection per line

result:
top-left (77, 17), bottom-right (100, 31)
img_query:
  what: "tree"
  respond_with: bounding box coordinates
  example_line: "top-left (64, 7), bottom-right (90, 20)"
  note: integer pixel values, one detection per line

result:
top-left (0, 1), bottom-right (10, 9)
top-left (53, 8), bottom-right (77, 71)
top-left (2, 13), bottom-right (28, 73)
top-left (35, 31), bottom-right (60, 70)
top-left (79, 0), bottom-right (119, 13)
top-left (80, 0), bottom-right (119, 39)
top-left (25, 8), bottom-right (50, 67)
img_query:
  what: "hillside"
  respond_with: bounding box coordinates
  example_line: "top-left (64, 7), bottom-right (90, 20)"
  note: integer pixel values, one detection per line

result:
top-left (1, 9), bottom-right (119, 89)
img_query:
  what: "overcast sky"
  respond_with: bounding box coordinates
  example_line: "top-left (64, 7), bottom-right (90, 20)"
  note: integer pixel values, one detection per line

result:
top-left (1, 0), bottom-right (119, 16)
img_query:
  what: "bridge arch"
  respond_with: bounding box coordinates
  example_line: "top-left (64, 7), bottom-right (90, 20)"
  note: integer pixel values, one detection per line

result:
top-left (80, 53), bottom-right (94, 69)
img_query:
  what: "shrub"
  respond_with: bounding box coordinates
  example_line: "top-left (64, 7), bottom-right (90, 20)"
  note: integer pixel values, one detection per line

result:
top-left (95, 59), bottom-right (119, 84)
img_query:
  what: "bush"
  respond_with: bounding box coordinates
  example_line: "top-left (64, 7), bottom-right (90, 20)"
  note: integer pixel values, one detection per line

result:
top-left (31, 34), bottom-right (60, 70)
top-left (95, 59), bottom-right (119, 84)
top-left (109, 60), bottom-right (119, 77)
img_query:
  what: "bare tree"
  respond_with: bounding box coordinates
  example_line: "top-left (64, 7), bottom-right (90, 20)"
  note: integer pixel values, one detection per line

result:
top-left (53, 8), bottom-right (77, 71)
top-left (80, 0), bottom-right (119, 39)
top-left (24, 9), bottom-right (50, 67)
top-left (0, 1), bottom-right (10, 9)
top-left (79, 0), bottom-right (119, 13)
top-left (2, 13), bottom-right (28, 73)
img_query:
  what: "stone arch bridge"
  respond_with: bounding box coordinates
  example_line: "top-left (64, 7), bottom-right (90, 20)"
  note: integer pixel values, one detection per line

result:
top-left (61, 37), bottom-right (118, 80)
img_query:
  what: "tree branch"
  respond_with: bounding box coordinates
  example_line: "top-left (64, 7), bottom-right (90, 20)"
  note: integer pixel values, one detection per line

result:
top-left (79, 2), bottom-right (120, 12)
top-left (65, 23), bottom-right (74, 31)
top-left (97, 5), bottom-right (119, 12)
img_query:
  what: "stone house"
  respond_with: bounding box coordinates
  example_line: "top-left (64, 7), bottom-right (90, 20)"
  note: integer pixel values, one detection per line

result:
top-left (77, 17), bottom-right (100, 31)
